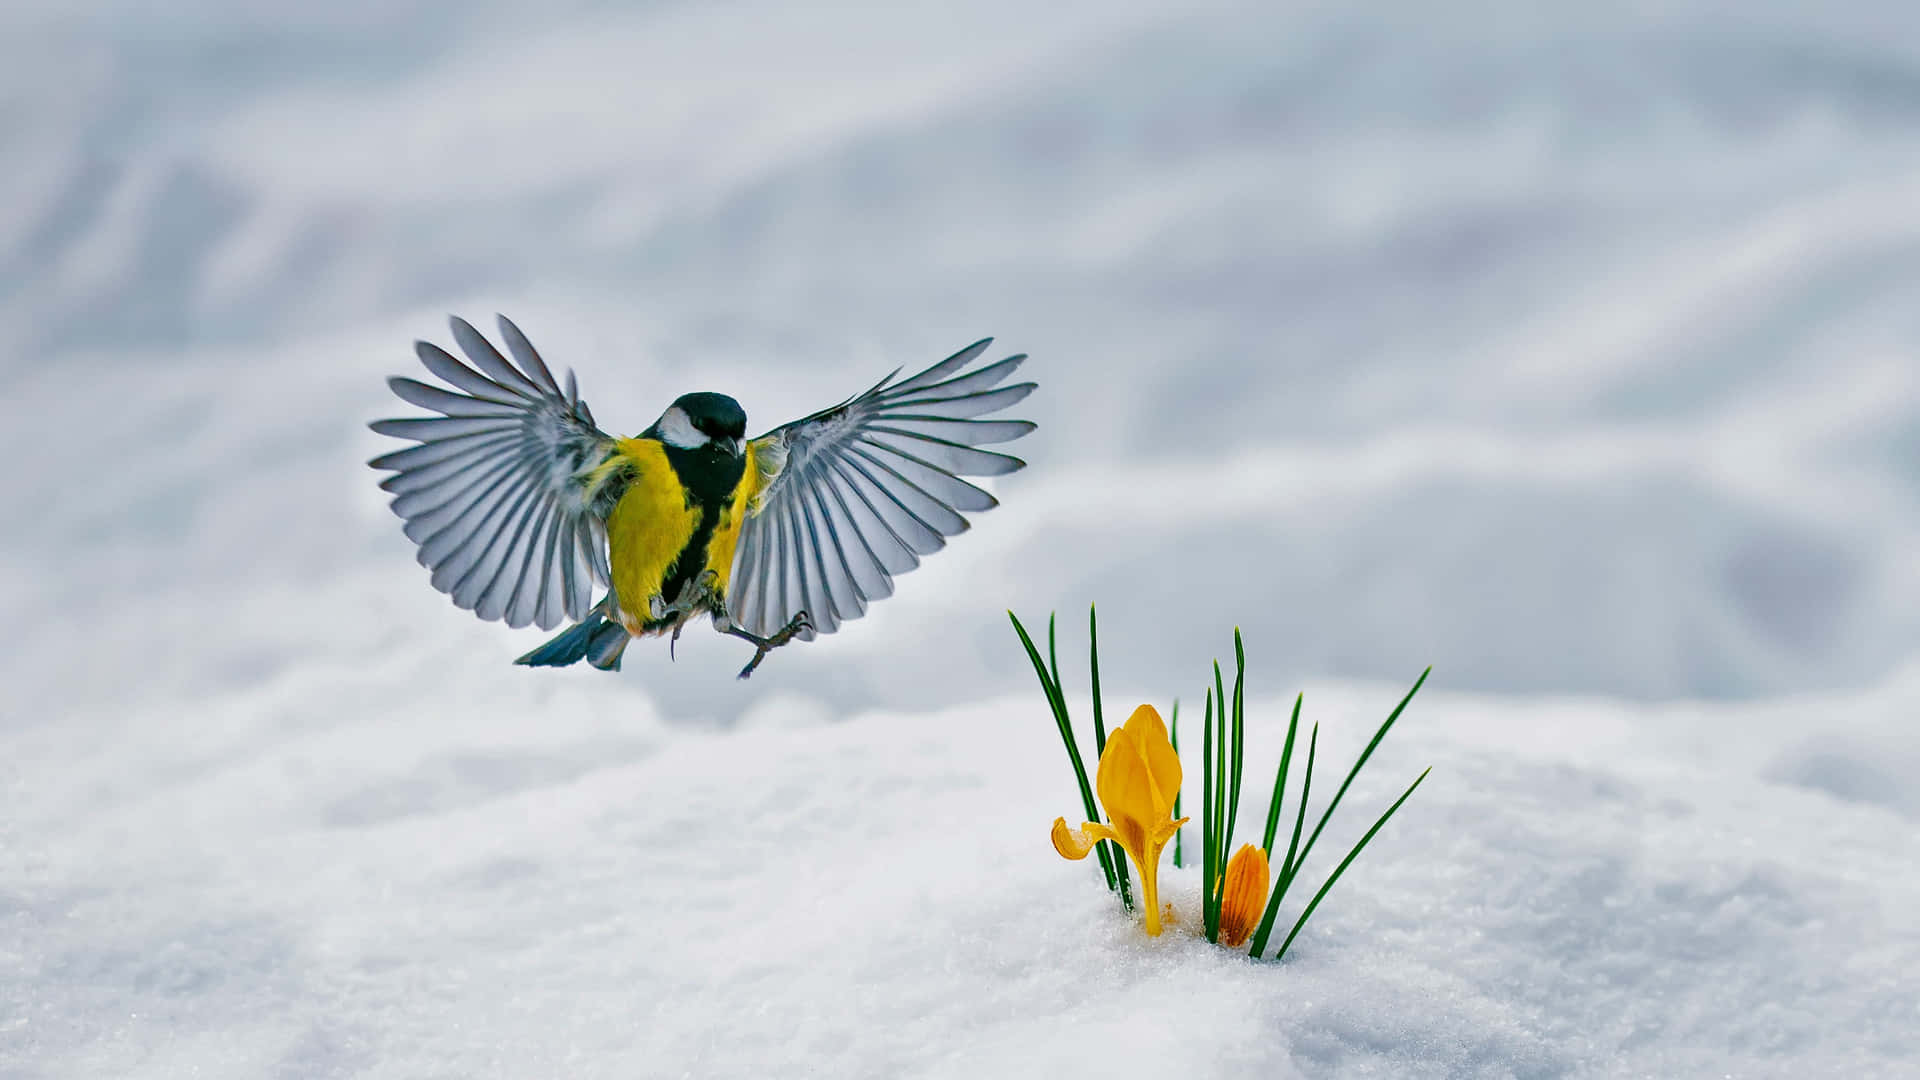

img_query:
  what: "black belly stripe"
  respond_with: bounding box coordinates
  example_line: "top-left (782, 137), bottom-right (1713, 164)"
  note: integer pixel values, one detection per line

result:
top-left (643, 441), bottom-right (747, 633)
top-left (649, 501), bottom-right (720, 625)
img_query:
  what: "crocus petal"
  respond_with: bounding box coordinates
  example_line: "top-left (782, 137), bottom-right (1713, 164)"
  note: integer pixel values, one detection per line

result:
top-left (1092, 731), bottom-right (1158, 860)
top-left (1093, 707), bottom-right (1180, 824)
top-left (1119, 704), bottom-right (1182, 815)
top-left (1095, 706), bottom-right (1186, 846)
top-left (1150, 815), bottom-right (1190, 849)
top-left (1218, 843), bottom-right (1271, 947)
top-left (1051, 818), bottom-right (1121, 861)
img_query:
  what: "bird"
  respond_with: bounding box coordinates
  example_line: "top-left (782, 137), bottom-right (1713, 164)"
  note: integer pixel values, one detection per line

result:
top-left (368, 315), bottom-right (1036, 678)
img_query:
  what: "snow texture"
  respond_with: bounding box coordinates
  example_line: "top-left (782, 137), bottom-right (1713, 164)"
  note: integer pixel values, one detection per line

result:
top-left (7, 669), bottom-right (1919, 1077)
top-left (4, 0), bottom-right (1919, 1076)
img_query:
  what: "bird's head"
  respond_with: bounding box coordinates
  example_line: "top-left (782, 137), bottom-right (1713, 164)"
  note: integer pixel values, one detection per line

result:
top-left (657, 392), bottom-right (747, 457)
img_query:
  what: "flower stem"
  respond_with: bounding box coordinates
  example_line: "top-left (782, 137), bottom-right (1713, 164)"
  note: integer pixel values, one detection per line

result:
top-left (1139, 852), bottom-right (1163, 936)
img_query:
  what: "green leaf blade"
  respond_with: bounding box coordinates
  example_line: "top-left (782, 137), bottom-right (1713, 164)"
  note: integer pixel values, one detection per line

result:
top-left (1202, 687), bottom-right (1220, 943)
top-left (1248, 720), bottom-right (1316, 957)
top-left (1287, 668), bottom-right (1430, 897)
top-left (1270, 767), bottom-right (1432, 963)
top-left (1009, 610), bottom-right (1117, 893)
top-left (1261, 693), bottom-right (1302, 854)
top-left (1086, 604), bottom-right (1133, 911)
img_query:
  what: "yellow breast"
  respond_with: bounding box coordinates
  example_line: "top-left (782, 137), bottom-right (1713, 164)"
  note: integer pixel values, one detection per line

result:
top-left (605, 438), bottom-right (699, 633)
top-left (604, 436), bottom-right (767, 634)
top-left (702, 438), bottom-right (765, 597)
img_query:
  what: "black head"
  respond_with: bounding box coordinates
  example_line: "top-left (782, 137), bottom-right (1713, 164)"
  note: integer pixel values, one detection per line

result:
top-left (656, 392), bottom-right (747, 456)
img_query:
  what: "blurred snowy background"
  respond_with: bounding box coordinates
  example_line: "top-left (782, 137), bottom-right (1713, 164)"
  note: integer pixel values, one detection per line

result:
top-left (4, 1), bottom-right (1918, 1076)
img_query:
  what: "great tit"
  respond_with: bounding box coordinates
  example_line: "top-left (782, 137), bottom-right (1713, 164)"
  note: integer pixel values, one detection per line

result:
top-left (369, 316), bottom-right (1036, 677)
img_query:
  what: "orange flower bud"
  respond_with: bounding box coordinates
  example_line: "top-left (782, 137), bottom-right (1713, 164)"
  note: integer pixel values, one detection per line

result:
top-left (1218, 844), bottom-right (1271, 947)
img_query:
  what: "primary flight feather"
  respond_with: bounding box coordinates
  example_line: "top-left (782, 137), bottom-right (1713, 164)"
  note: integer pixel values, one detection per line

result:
top-left (369, 316), bottom-right (1036, 677)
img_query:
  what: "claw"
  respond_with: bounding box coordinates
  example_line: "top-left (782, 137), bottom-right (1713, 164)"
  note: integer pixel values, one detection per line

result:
top-left (733, 609), bottom-right (812, 680)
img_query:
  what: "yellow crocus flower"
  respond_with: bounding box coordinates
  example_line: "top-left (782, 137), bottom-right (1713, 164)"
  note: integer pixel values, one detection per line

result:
top-left (1218, 843), bottom-right (1271, 947)
top-left (1052, 704), bottom-right (1190, 936)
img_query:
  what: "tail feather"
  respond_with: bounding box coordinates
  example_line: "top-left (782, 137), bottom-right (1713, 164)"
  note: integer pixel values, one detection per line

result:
top-left (585, 622), bottom-right (630, 670)
top-left (515, 595), bottom-right (630, 671)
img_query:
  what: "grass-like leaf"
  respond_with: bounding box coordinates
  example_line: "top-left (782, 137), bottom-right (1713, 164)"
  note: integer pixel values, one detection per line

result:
top-left (1266, 767), bottom-right (1432, 962)
top-left (1284, 668), bottom-right (1430, 891)
top-left (1280, 723), bottom-right (1316, 884)
top-left (1009, 611), bottom-right (1116, 892)
top-left (1260, 694), bottom-right (1303, 853)
top-left (1227, 633), bottom-right (1246, 884)
top-left (1016, 609), bottom-right (1431, 958)
top-left (1086, 605), bottom-right (1133, 910)
top-left (1247, 721), bottom-right (1316, 956)
top-left (1213, 661), bottom-right (1229, 878)
top-left (1201, 687), bottom-right (1218, 941)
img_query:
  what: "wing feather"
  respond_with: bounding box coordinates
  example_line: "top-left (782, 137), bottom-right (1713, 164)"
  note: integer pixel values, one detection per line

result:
top-left (458, 480), bottom-right (543, 619)
top-left (854, 440), bottom-right (997, 512)
top-left (795, 474), bottom-right (861, 625)
top-left (887, 353), bottom-right (1027, 401)
top-left (370, 315), bottom-right (618, 630)
top-left (824, 455), bottom-right (918, 577)
top-left (368, 416), bottom-right (516, 441)
top-left (727, 338), bottom-right (1035, 639)
top-left (843, 445), bottom-right (971, 535)
top-left (497, 315), bottom-right (564, 397)
top-left (386, 378), bottom-right (527, 419)
top-left (885, 381), bottom-right (1036, 420)
top-left (412, 341), bottom-right (521, 402)
top-left (862, 429), bottom-right (1027, 476)
top-left (836, 447), bottom-right (949, 554)
top-left (393, 444), bottom-right (526, 522)
top-left (814, 463), bottom-right (895, 600)
top-left (450, 316), bottom-right (545, 400)
top-left (370, 429), bottom-right (519, 473)
top-left (376, 435), bottom-right (522, 495)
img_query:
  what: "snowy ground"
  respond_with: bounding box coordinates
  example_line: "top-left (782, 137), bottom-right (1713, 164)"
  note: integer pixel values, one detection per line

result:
top-left (6, 1), bottom-right (1920, 1076)
top-left (8, 660), bottom-right (1919, 1077)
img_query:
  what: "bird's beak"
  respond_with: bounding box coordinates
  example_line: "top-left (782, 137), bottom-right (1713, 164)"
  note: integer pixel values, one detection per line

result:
top-left (720, 436), bottom-right (743, 458)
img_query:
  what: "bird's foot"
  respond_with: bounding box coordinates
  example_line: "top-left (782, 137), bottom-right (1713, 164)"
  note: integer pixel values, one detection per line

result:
top-left (650, 570), bottom-right (723, 627)
top-left (685, 568), bottom-right (719, 604)
top-left (731, 610), bottom-right (813, 680)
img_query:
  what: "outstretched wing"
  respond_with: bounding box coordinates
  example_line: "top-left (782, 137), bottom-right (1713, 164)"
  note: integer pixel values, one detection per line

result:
top-left (369, 315), bottom-right (618, 631)
top-left (728, 338), bottom-right (1036, 639)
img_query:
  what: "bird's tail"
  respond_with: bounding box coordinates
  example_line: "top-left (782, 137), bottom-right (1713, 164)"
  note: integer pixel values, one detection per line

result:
top-left (515, 596), bottom-right (631, 671)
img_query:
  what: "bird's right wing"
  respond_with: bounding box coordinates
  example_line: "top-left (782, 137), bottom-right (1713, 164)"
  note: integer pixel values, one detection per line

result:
top-left (727, 338), bottom-right (1036, 640)
top-left (369, 315), bottom-right (619, 631)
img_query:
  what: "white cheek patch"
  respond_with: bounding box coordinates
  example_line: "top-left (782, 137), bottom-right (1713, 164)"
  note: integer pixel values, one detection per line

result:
top-left (657, 406), bottom-right (708, 449)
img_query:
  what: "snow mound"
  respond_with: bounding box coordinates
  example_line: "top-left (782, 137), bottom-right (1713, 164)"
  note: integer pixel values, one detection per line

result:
top-left (7, 670), bottom-right (1916, 1077)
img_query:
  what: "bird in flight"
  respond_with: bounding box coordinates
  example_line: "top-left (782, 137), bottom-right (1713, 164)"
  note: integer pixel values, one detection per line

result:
top-left (369, 316), bottom-right (1036, 678)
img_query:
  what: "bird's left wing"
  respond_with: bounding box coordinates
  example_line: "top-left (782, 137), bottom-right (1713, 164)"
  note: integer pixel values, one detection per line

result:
top-left (728, 338), bottom-right (1036, 640)
top-left (369, 315), bottom-right (618, 631)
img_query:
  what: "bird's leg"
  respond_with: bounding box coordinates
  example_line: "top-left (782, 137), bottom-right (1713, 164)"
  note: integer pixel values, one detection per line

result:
top-left (651, 569), bottom-right (722, 624)
top-left (666, 570), bottom-right (723, 660)
top-left (720, 610), bottom-right (813, 680)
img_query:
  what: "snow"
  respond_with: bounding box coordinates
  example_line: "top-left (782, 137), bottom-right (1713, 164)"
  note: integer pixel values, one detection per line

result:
top-left (9, 666), bottom-right (1919, 1077)
top-left (6, 0), bottom-right (1920, 1076)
